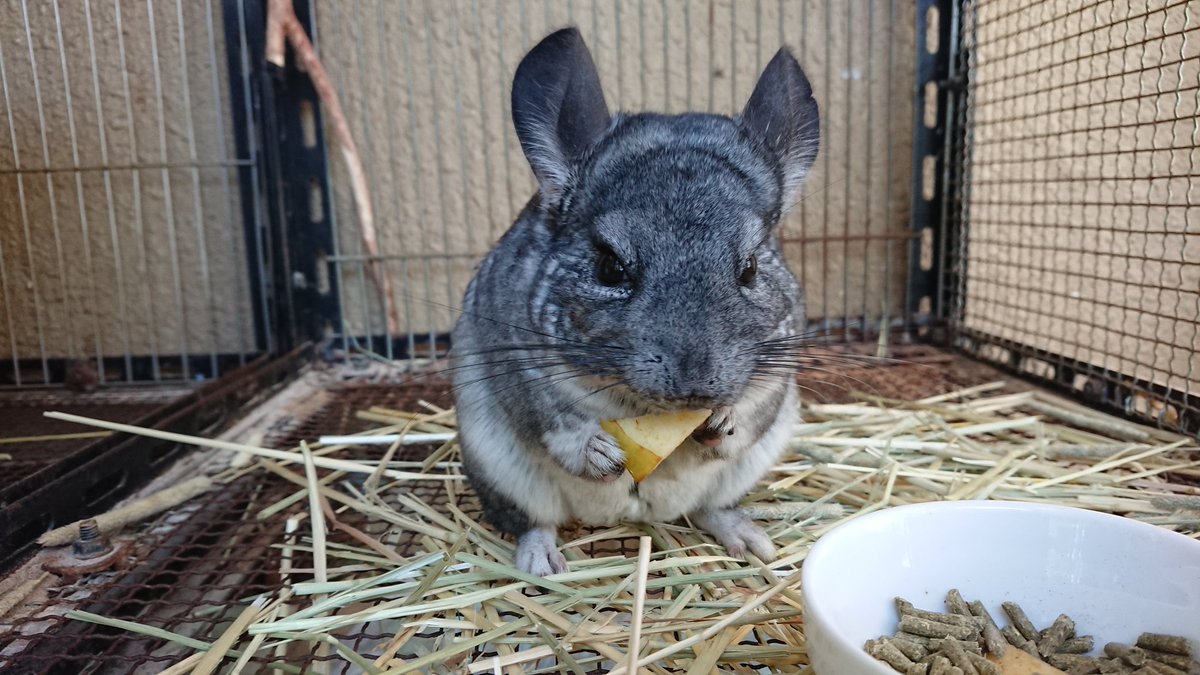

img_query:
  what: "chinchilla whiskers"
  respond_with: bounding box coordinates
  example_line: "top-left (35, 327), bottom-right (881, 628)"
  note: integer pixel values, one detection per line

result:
top-left (749, 363), bottom-right (880, 399)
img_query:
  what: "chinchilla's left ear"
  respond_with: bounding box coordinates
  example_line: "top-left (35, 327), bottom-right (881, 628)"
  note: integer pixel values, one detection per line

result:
top-left (739, 48), bottom-right (820, 209)
top-left (511, 27), bottom-right (611, 206)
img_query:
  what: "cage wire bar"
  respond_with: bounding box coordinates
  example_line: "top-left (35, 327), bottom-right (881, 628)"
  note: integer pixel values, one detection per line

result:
top-left (0, 0), bottom-right (267, 387)
top-left (950, 0), bottom-right (1200, 435)
top-left (309, 0), bottom-right (920, 361)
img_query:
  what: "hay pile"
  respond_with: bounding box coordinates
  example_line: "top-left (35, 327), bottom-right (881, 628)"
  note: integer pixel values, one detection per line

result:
top-left (50, 381), bottom-right (1199, 674)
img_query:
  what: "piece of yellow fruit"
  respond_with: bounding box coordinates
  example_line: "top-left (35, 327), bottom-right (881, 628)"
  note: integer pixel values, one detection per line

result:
top-left (987, 646), bottom-right (1068, 675)
top-left (600, 409), bottom-right (711, 482)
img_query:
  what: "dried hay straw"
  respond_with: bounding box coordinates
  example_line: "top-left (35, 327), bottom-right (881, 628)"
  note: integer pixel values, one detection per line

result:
top-left (51, 380), bottom-right (1199, 673)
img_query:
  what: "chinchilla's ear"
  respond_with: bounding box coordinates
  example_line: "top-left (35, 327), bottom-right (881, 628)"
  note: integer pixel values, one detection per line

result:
top-left (739, 48), bottom-right (820, 210)
top-left (511, 27), bottom-right (611, 206)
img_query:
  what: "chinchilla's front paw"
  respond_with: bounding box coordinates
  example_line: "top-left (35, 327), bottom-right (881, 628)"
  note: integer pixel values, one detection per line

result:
top-left (544, 424), bottom-right (626, 481)
top-left (583, 430), bottom-right (626, 482)
top-left (692, 406), bottom-right (735, 447)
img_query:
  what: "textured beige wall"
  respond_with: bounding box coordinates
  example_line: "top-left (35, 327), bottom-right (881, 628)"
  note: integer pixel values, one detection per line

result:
top-left (0, 0), bottom-right (252, 365)
top-left (962, 0), bottom-right (1200, 391)
top-left (0, 0), bottom-right (916, 367)
top-left (316, 0), bottom-right (918, 337)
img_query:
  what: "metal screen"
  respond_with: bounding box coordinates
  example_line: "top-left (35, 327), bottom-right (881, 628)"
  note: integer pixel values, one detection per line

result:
top-left (313, 0), bottom-right (919, 360)
top-left (953, 0), bottom-right (1200, 434)
top-left (0, 0), bottom-right (263, 387)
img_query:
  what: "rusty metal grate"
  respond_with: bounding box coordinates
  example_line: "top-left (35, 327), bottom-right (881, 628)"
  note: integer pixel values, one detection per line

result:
top-left (0, 346), bottom-right (1009, 674)
top-left (0, 390), bottom-right (187, 492)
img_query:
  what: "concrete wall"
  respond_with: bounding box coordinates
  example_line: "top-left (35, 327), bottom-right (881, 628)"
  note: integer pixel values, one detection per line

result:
top-left (315, 0), bottom-right (918, 337)
top-left (962, 0), bottom-right (1200, 390)
top-left (0, 0), bottom-right (252, 369)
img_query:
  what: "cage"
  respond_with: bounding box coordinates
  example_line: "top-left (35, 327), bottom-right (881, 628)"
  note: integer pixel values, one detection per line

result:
top-left (0, 0), bottom-right (1197, 673)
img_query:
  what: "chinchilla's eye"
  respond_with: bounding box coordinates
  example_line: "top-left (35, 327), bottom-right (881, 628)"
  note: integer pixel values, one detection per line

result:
top-left (738, 254), bottom-right (758, 286)
top-left (596, 249), bottom-right (627, 287)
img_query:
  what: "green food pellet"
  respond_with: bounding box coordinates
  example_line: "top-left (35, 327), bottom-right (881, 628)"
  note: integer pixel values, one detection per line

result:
top-left (1049, 653), bottom-right (1099, 671)
top-left (945, 589), bottom-right (972, 617)
top-left (897, 631), bottom-right (936, 647)
top-left (1137, 653), bottom-right (1195, 672)
top-left (1060, 637), bottom-right (1096, 654)
top-left (1001, 625), bottom-right (1039, 656)
top-left (1038, 614), bottom-right (1077, 657)
top-left (1105, 643), bottom-right (1147, 667)
top-left (1001, 601), bottom-right (1041, 643)
top-left (941, 639), bottom-right (980, 675)
top-left (868, 637), bottom-right (917, 672)
top-left (899, 615), bottom-right (979, 641)
top-left (1097, 657), bottom-right (1135, 674)
top-left (967, 600), bottom-right (1008, 657)
top-left (966, 650), bottom-right (1001, 675)
top-left (890, 637), bottom-right (930, 662)
top-left (1136, 634), bottom-right (1192, 658)
top-left (929, 655), bottom-right (953, 675)
top-left (1132, 659), bottom-right (1189, 675)
top-left (931, 638), bottom-right (982, 655)
top-left (1141, 652), bottom-right (1197, 673)
top-left (899, 598), bottom-right (983, 629)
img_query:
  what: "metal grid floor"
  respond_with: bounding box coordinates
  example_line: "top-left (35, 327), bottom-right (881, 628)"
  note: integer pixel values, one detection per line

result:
top-left (0, 388), bottom-right (190, 492)
top-left (0, 346), bottom-right (1010, 674)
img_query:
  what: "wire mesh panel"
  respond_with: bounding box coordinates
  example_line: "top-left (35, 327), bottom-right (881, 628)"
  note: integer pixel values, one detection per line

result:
top-left (312, 0), bottom-right (918, 360)
top-left (954, 0), bottom-right (1200, 432)
top-left (0, 0), bottom-right (262, 387)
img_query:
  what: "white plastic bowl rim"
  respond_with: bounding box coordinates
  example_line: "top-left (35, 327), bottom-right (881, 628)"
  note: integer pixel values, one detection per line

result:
top-left (796, 497), bottom-right (1200, 672)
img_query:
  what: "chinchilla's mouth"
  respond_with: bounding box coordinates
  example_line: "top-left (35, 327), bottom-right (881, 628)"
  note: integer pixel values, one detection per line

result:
top-left (577, 375), bottom-right (727, 413)
top-left (617, 389), bottom-right (724, 414)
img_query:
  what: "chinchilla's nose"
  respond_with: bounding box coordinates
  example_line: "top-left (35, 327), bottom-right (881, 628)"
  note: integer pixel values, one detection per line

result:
top-left (637, 343), bottom-right (725, 404)
top-left (674, 349), bottom-right (720, 399)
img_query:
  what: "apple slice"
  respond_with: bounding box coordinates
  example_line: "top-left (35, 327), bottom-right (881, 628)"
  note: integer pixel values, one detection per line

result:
top-left (599, 409), bottom-right (711, 482)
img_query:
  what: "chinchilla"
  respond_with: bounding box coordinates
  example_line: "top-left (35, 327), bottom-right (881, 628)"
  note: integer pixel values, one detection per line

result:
top-left (450, 27), bottom-right (819, 576)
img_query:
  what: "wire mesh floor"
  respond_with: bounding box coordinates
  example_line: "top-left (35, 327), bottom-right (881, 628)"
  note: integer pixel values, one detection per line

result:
top-left (0, 345), bottom-right (1012, 674)
top-left (0, 388), bottom-right (192, 493)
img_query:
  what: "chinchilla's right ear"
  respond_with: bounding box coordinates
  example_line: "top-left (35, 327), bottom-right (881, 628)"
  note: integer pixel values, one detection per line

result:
top-left (740, 48), bottom-right (820, 211)
top-left (511, 27), bottom-right (611, 207)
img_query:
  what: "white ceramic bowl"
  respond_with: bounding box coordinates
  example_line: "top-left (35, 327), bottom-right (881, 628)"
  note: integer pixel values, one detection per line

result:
top-left (801, 500), bottom-right (1200, 675)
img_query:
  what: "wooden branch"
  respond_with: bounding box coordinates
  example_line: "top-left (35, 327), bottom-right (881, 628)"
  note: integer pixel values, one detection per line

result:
top-left (266, 0), bottom-right (402, 336)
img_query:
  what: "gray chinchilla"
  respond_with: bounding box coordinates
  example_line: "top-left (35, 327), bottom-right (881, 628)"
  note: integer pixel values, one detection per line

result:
top-left (451, 27), bottom-right (819, 576)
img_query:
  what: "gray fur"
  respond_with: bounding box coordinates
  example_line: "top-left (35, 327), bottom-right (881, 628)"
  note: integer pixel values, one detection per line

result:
top-left (450, 27), bottom-right (819, 576)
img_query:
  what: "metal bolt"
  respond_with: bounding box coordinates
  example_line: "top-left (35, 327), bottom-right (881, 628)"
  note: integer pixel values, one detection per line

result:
top-left (72, 519), bottom-right (112, 560)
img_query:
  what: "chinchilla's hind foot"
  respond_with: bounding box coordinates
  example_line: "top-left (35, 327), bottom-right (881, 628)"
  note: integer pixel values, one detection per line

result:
top-left (692, 507), bottom-right (776, 561)
top-left (515, 525), bottom-right (568, 576)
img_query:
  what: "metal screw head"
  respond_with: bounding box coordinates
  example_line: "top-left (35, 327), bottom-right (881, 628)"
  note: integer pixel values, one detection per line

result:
top-left (72, 519), bottom-right (112, 559)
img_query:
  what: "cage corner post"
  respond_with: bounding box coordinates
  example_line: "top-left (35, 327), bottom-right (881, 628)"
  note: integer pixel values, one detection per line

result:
top-left (907, 0), bottom-right (964, 344)
top-left (224, 0), bottom-right (341, 358)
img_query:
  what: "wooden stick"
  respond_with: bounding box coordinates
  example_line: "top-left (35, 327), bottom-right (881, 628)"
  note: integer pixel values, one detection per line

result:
top-left (300, 442), bottom-right (328, 586)
top-left (264, 0), bottom-right (400, 334)
top-left (629, 536), bottom-right (653, 674)
top-left (42, 411), bottom-right (461, 482)
top-left (191, 595), bottom-right (268, 675)
top-left (229, 606), bottom-right (280, 675)
top-left (0, 431), bottom-right (111, 445)
top-left (318, 493), bottom-right (404, 563)
top-left (0, 572), bottom-right (50, 617)
top-left (38, 476), bottom-right (214, 547)
top-left (607, 569), bottom-right (802, 675)
top-left (1028, 440), bottom-right (1189, 490)
top-left (318, 433), bottom-right (456, 446)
